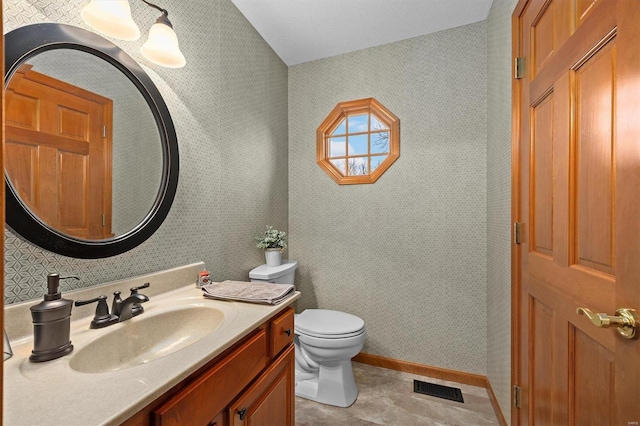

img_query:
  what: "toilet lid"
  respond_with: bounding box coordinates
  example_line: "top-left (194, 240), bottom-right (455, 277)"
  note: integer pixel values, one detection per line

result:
top-left (295, 309), bottom-right (365, 338)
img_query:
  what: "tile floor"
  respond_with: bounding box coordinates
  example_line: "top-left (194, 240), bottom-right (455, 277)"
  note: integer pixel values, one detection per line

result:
top-left (295, 362), bottom-right (500, 425)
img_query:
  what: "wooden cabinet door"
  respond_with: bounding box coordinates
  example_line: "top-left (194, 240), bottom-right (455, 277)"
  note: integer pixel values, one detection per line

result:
top-left (153, 330), bottom-right (269, 426)
top-left (513, 0), bottom-right (640, 424)
top-left (5, 64), bottom-right (113, 239)
top-left (229, 345), bottom-right (294, 426)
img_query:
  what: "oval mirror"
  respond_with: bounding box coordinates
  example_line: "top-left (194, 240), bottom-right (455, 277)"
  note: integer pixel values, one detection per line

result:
top-left (4, 23), bottom-right (179, 259)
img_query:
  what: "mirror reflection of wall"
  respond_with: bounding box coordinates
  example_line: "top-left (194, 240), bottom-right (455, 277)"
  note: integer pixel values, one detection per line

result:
top-left (7, 49), bottom-right (163, 238)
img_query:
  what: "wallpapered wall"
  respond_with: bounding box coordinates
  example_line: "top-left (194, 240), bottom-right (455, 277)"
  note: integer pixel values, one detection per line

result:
top-left (289, 22), bottom-right (488, 375)
top-left (4, 0), bottom-right (289, 303)
top-left (487, 0), bottom-right (518, 421)
top-left (6, 3), bottom-right (517, 413)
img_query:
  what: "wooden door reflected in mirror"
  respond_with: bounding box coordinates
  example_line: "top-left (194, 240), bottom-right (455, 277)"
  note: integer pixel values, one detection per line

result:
top-left (6, 64), bottom-right (114, 239)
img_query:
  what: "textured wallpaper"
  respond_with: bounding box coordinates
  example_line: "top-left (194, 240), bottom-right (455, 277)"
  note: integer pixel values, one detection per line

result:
top-left (289, 23), bottom-right (488, 375)
top-left (5, 2), bottom-right (516, 410)
top-left (4, 0), bottom-right (288, 303)
top-left (487, 0), bottom-right (517, 421)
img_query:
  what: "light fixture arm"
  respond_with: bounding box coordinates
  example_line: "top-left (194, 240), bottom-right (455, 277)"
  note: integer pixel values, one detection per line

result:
top-left (140, 0), bottom-right (173, 27)
top-left (140, 0), bottom-right (166, 15)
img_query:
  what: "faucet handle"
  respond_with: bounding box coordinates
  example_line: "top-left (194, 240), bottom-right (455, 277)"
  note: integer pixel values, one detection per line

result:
top-left (129, 283), bottom-right (150, 316)
top-left (130, 282), bottom-right (150, 295)
top-left (74, 295), bottom-right (103, 306)
top-left (111, 291), bottom-right (123, 317)
top-left (74, 295), bottom-right (117, 329)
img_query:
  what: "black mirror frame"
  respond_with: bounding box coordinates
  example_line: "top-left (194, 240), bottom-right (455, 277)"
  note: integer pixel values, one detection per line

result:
top-left (4, 23), bottom-right (179, 259)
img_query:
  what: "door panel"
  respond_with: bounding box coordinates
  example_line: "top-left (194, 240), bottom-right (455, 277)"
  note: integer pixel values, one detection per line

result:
top-left (574, 39), bottom-right (615, 275)
top-left (531, 0), bottom-right (574, 79)
top-left (58, 106), bottom-right (90, 141)
top-left (58, 151), bottom-right (89, 236)
top-left (532, 1), bottom-right (555, 75)
top-left (5, 142), bottom-right (37, 206)
top-left (514, 0), bottom-right (640, 424)
top-left (530, 298), bottom-right (555, 425)
top-left (5, 91), bottom-right (38, 129)
top-left (531, 92), bottom-right (554, 257)
top-left (570, 327), bottom-right (614, 426)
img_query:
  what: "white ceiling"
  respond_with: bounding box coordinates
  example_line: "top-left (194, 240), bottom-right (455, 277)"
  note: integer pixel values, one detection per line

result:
top-left (229, 0), bottom-right (494, 66)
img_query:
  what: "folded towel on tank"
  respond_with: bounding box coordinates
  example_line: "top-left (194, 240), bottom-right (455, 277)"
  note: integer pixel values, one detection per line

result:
top-left (202, 280), bottom-right (295, 305)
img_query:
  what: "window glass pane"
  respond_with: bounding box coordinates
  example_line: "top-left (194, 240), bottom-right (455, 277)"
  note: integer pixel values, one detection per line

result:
top-left (371, 132), bottom-right (389, 154)
top-left (331, 119), bottom-right (346, 135)
top-left (370, 155), bottom-right (388, 172)
top-left (348, 157), bottom-right (368, 176)
top-left (330, 158), bottom-right (346, 175)
top-left (370, 113), bottom-right (389, 131)
top-left (348, 114), bottom-right (368, 133)
top-left (328, 137), bottom-right (346, 157)
top-left (348, 134), bottom-right (368, 155)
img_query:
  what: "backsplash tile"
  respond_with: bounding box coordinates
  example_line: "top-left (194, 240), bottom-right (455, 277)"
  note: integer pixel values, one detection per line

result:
top-left (4, 0), bottom-right (288, 304)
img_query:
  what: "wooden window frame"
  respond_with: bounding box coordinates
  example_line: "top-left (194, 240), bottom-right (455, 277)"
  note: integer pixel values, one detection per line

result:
top-left (316, 98), bottom-right (399, 185)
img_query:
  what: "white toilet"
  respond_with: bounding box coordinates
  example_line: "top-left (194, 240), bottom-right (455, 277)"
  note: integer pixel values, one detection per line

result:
top-left (249, 260), bottom-right (366, 408)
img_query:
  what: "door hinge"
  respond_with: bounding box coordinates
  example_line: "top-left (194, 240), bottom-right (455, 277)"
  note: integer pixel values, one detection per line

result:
top-left (102, 214), bottom-right (106, 227)
top-left (514, 222), bottom-right (524, 245)
top-left (102, 125), bottom-right (107, 138)
top-left (514, 57), bottom-right (525, 79)
top-left (513, 385), bottom-right (522, 409)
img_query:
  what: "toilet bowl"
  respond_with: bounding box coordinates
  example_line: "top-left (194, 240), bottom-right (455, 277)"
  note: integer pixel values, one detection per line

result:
top-left (294, 309), bottom-right (365, 407)
top-left (249, 261), bottom-right (366, 408)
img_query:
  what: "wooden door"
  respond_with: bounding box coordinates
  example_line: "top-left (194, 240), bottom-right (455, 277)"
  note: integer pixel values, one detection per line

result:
top-left (513, 0), bottom-right (640, 424)
top-left (5, 64), bottom-right (113, 239)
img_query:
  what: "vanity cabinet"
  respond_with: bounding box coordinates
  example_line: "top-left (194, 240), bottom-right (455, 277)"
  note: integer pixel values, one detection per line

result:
top-left (123, 307), bottom-right (295, 426)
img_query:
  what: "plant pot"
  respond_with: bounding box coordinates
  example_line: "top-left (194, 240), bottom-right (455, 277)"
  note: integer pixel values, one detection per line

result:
top-left (265, 249), bottom-right (282, 267)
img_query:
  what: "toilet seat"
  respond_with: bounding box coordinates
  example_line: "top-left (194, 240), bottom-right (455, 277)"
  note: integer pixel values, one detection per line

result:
top-left (296, 327), bottom-right (365, 339)
top-left (295, 309), bottom-right (365, 339)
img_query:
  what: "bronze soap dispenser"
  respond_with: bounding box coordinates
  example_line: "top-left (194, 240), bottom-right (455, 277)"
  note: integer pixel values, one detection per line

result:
top-left (29, 274), bottom-right (78, 362)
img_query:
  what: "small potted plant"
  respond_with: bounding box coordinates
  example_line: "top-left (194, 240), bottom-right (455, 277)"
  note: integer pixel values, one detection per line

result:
top-left (256, 226), bottom-right (287, 267)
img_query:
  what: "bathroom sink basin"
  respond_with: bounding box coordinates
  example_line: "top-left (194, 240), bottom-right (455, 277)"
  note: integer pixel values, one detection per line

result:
top-left (69, 305), bottom-right (225, 373)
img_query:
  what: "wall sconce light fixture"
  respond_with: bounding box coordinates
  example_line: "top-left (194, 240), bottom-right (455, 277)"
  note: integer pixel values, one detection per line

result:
top-left (81, 0), bottom-right (186, 68)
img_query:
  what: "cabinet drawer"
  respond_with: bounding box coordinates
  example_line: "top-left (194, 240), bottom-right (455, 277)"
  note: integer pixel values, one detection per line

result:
top-left (270, 307), bottom-right (294, 357)
top-left (153, 329), bottom-right (269, 426)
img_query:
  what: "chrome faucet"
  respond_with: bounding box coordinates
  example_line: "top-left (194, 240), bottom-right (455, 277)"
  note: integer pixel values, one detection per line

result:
top-left (75, 283), bottom-right (150, 328)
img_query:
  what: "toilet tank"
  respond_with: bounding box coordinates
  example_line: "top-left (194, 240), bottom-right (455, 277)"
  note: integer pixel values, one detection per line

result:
top-left (249, 260), bottom-right (298, 285)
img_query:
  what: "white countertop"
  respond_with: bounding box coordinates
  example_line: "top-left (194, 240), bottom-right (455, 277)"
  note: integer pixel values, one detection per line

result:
top-left (3, 264), bottom-right (299, 426)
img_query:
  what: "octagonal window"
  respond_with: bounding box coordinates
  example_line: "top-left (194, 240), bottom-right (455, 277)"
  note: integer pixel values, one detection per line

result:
top-left (316, 98), bottom-right (399, 185)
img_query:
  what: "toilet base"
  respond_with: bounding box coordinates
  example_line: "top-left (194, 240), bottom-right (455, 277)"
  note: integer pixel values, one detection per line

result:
top-left (295, 359), bottom-right (358, 407)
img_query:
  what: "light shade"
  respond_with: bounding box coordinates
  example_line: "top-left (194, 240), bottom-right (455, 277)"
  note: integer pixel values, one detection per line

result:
top-left (81, 0), bottom-right (141, 41)
top-left (140, 21), bottom-right (186, 68)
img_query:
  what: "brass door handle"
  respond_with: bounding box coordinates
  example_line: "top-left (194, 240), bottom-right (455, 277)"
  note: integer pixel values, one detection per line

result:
top-left (576, 307), bottom-right (638, 339)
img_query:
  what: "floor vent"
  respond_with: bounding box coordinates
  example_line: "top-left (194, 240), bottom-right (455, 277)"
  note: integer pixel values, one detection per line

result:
top-left (413, 380), bottom-right (464, 403)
